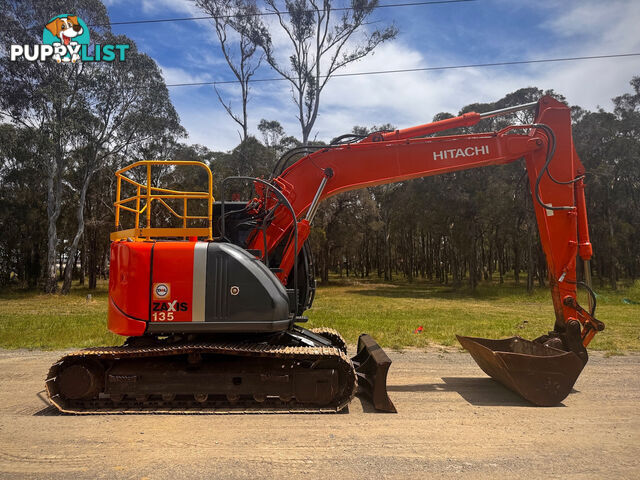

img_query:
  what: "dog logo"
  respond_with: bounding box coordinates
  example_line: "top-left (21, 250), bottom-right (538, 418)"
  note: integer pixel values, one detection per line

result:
top-left (10, 14), bottom-right (129, 63)
top-left (43, 15), bottom-right (90, 63)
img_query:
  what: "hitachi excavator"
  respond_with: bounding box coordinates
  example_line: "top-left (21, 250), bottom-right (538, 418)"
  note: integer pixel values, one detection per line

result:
top-left (46, 95), bottom-right (604, 413)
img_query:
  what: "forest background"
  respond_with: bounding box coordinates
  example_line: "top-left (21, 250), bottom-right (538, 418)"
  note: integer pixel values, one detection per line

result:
top-left (1, 0), bottom-right (638, 299)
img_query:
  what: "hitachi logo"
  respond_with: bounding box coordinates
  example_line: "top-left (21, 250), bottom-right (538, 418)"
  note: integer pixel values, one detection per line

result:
top-left (433, 145), bottom-right (489, 160)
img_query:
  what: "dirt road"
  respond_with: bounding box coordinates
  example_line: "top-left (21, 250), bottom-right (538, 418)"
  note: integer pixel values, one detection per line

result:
top-left (0, 348), bottom-right (638, 479)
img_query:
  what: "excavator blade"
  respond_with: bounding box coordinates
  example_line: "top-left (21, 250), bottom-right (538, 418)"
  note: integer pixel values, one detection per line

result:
top-left (456, 335), bottom-right (585, 406)
top-left (351, 334), bottom-right (397, 412)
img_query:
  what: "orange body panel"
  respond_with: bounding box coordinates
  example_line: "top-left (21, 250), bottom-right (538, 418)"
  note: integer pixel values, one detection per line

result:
top-left (108, 96), bottom-right (600, 347)
top-left (108, 295), bottom-right (146, 336)
top-left (149, 243), bottom-right (195, 323)
top-left (108, 241), bottom-right (153, 322)
top-left (108, 240), bottom-right (197, 335)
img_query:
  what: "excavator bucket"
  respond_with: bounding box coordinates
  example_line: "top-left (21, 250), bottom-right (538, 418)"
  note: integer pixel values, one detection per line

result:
top-left (351, 334), bottom-right (397, 412)
top-left (457, 335), bottom-right (585, 406)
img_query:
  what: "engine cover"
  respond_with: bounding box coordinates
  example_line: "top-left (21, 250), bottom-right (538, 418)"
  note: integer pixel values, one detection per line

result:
top-left (108, 241), bottom-right (291, 336)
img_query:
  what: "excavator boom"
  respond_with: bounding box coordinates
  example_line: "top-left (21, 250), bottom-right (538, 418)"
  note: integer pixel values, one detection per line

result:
top-left (243, 95), bottom-right (603, 405)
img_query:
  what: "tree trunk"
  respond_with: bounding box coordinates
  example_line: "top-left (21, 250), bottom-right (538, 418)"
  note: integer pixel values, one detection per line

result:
top-left (526, 225), bottom-right (534, 294)
top-left (44, 209), bottom-right (59, 293)
top-left (79, 235), bottom-right (86, 286)
top-left (469, 221), bottom-right (478, 290)
top-left (606, 206), bottom-right (617, 289)
top-left (383, 220), bottom-right (391, 281)
top-left (320, 242), bottom-right (329, 283)
top-left (61, 169), bottom-right (93, 294)
top-left (498, 243), bottom-right (504, 284)
top-left (44, 141), bottom-right (65, 293)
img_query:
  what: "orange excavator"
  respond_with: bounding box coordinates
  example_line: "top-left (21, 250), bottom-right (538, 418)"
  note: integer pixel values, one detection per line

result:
top-left (46, 95), bottom-right (604, 413)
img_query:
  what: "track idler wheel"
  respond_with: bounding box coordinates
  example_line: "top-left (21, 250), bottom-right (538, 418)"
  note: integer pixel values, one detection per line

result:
top-left (56, 359), bottom-right (104, 400)
top-left (351, 334), bottom-right (396, 412)
top-left (162, 393), bottom-right (176, 402)
top-left (457, 331), bottom-right (586, 406)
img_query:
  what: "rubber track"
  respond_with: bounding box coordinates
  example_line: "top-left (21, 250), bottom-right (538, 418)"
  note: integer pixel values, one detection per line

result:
top-left (309, 327), bottom-right (348, 354)
top-left (46, 342), bottom-right (356, 415)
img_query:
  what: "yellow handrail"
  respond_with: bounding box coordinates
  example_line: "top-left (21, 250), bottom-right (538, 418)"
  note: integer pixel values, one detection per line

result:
top-left (112, 160), bottom-right (214, 241)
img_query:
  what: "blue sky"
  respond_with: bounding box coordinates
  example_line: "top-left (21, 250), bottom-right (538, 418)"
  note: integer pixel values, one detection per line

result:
top-left (102, 0), bottom-right (640, 151)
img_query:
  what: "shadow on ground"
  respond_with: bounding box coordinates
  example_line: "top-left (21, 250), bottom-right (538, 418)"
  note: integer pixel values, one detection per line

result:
top-left (34, 390), bottom-right (61, 416)
top-left (387, 377), bottom-right (567, 407)
top-left (34, 405), bottom-right (60, 416)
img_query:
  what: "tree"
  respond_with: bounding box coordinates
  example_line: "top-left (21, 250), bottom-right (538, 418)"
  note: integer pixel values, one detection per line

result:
top-left (310, 189), bottom-right (379, 282)
top-left (571, 76), bottom-right (640, 287)
top-left (258, 119), bottom-right (285, 149)
top-left (0, 0), bottom-right (112, 292)
top-left (0, 0), bottom-right (184, 293)
top-left (59, 35), bottom-right (184, 294)
top-left (255, 0), bottom-right (397, 144)
top-left (194, 0), bottom-right (264, 142)
top-left (0, 124), bottom-right (48, 287)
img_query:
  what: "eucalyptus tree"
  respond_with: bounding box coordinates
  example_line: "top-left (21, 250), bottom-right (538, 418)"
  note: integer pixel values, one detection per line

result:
top-left (0, 0), bottom-right (184, 293)
top-left (255, 0), bottom-right (397, 144)
top-left (194, 0), bottom-right (264, 142)
top-left (0, 0), bottom-right (111, 292)
top-left (59, 36), bottom-right (184, 294)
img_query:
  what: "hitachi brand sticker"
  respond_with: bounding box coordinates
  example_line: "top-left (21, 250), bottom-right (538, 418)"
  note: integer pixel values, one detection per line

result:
top-left (433, 145), bottom-right (489, 160)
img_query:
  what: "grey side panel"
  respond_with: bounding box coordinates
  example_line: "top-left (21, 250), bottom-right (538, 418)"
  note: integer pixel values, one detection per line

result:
top-left (146, 319), bottom-right (292, 334)
top-left (203, 243), bottom-right (291, 332)
top-left (206, 248), bottom-right (229, 321)
top-left (191, 242), bottom-right (208, 322)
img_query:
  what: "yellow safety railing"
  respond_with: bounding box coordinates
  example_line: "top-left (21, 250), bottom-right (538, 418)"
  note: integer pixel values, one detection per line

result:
top-left (111, 160), bottom-right (214, 241)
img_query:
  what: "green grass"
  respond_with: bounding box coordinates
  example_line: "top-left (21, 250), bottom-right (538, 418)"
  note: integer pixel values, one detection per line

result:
top-left (0, 285), bottom-right (122, 350)
top-left (305, 277), bottom-right (640, 353)
top-left (1, 277), bottom-right (639, 352)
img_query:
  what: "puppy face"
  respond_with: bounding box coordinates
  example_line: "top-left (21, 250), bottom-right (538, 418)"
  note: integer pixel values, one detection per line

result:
top-left (45, 16), bottom-right (83, 45)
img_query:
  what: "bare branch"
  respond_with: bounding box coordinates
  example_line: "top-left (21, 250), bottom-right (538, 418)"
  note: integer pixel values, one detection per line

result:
top-left (254, 0), bottom-right (397, 144)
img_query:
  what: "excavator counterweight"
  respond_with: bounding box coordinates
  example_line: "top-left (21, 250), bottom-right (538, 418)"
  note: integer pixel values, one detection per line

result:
top-left (46, 95), bottom-right (604, 413)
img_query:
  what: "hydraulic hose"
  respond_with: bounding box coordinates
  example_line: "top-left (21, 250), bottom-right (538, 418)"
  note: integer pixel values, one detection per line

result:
top-left (532, 123), bottom-right (582, 211)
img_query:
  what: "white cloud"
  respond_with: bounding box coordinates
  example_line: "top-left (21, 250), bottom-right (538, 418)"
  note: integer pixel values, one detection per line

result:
top-left (543, 0), bottom-right (640, 50)
top-left (159, 64), bottom-right (212, 85)
top-left (270, 0), bottom-right (640, 143)
top-left (139, 0), bottom-right (198, 16)
top-left (156, 0), bottom-right (640, 151)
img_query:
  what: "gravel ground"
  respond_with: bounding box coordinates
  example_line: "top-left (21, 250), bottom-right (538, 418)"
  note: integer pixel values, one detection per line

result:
top-left (0, 348), bottom-right (638, 479)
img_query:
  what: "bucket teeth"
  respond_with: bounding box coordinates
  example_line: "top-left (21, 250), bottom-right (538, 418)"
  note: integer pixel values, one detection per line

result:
top-left (457, 335), bottom-right (585, 406)
top-left (351, 334), bottom-right (396, 413)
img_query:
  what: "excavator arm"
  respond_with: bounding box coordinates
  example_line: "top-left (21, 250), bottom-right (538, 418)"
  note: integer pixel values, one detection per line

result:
top-left (249, 96), bottom-right (602, 345)
top-left (239, 95), bottom-right (604, 405)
